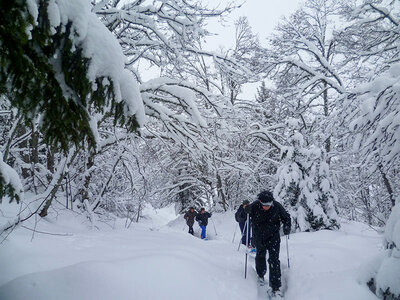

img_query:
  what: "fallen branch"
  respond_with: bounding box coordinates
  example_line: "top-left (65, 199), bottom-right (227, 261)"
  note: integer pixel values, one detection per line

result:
top-left (21, 225), bottom-right (73, 236)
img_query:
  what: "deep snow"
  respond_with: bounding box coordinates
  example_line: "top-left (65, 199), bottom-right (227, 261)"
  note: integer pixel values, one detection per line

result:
top-left (0, 202), bottom-right (382, 300)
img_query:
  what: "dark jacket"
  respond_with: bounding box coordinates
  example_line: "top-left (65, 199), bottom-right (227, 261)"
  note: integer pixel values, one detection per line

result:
top-left (184, 210), bottom-right (197, 226)
top-left (196, 212), bottom-right (212, 226)
top-left (235, 205), bottom-right (247, 224)
top-left (244, 200), bottom-right (291, 240)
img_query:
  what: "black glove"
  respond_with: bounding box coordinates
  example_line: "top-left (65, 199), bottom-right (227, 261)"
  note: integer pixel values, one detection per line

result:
top-left (283, 226), bottom-right (290, 235)
top-left (198, 220), bottom-right (202, 225)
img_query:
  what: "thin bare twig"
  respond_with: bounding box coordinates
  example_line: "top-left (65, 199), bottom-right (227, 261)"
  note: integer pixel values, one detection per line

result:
top-left (21, 225), bottom-right (73, 236)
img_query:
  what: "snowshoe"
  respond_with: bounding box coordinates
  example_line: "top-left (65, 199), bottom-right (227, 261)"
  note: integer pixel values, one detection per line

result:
top-left (268, 288), bottom-right (284, 299)
top-left (257, 276), bottom-right (266, 286)
top-left (257, 276), bottom-right (271, 300)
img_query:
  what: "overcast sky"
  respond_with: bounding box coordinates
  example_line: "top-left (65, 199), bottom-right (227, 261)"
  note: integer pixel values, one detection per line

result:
top-left (140, 0), bottom-right (302, 98)
top-left (205, 0), bottom-right (301, 50)
top-left (204, 0), bottom-right (302, 99)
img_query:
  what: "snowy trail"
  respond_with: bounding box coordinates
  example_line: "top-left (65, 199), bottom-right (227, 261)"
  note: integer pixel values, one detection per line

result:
top-left (0, 204), bottom-right (382, 300)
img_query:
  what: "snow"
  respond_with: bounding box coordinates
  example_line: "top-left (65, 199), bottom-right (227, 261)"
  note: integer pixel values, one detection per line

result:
top-left (359, 202), bottom-right (400, 298)
top-left (376, 255), bottom-right (400, 295)
top-left (0, 202), bottom-right (382, 300)
top-left (27, 0), bottom-right (146, 128)
top-left (26, 0), bottom-right (38, 27)
top-left (384, 203), bottom-right (400, 246)
top-left (47, 0), bottom-right (61, 35)
top-left (0, 152), bottom-right (24, 201)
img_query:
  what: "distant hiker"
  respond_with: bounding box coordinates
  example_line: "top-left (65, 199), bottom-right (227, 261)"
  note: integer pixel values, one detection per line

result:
top-left (196, 208), bottom-right (212, 239)
top-left (235, 200), bottom-right (253, 247)
top-left (244, 190), bottom-right (291, 298)
top-left (184, 207), bottom-right (197, 235)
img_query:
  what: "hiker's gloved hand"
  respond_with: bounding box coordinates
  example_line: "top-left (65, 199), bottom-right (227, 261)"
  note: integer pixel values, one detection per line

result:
top-left (283, 226), bottom-right (290, 235)
top-left (198, 220), bottom-right (202, 225)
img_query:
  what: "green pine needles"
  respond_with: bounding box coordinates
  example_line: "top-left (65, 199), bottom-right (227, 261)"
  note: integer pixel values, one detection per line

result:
top-left (0, 0), bottom-right (139, 153)
top-left (0, 0), bottom-right (140, 202)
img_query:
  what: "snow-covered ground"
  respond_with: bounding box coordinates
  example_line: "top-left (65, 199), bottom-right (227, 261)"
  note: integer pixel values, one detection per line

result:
top-left (0, 202), bottom-right (382, 300)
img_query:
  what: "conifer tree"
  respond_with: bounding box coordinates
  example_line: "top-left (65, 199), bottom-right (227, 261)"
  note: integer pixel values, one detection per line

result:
top-left (0, 0), bottom-right (144, 201)
top-left (274, 119), bottom-right (339, 231)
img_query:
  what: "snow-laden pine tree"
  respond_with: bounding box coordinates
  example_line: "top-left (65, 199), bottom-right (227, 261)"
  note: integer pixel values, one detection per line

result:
top-left (250, 0), bottom-right (343, 231)
top-left (0, 0), bottom-right (144, 151)
top-left (273, 119), bottom-right (339, 231)
top-left (0, 0), bottom-right (144, 210)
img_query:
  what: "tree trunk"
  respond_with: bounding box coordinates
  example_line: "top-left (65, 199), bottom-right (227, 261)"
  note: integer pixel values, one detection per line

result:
top-left (360, 187), bottom-right (372, 225)
top-left (46, 145), bottom-right (55, 183)
top-left (2, 114), bottom-right (22, 162)
top-left (38, 171), bottom-right (65, 217)
top-left (378, 164), bottom-right (395, 208)
top-left (30, 129), bottom-right (39, 193)
top-left (323, 81), bottom-right (331, 164)
top-left (216, 173), bottom-right (227, 211)
top-left (39, 149), bottom-right (78, 217)
top-left (81, 153), bottom-right (95, 203)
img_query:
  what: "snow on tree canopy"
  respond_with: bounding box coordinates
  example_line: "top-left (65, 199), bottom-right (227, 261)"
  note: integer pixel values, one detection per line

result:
top-left (349, 42), bottom-right (400, 170)
top-left (27, 0), bottom-right (145, 142)
top-left (0, 152), bottom-right (24, 202)
top-left (55, 0), bottom-right (144, 120)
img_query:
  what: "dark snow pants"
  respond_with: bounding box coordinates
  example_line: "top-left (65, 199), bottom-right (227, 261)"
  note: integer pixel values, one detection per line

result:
top-left (188, 225), bottom-right (194, 235)
top-left (254, 232), bottom-right (281, 290)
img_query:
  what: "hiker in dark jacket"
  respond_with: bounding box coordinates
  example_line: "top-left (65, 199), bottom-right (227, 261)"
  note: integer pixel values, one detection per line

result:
top-left (235, 200), bottom-right (252, 246)
top-left (195, 208), bottom-right (212, 239)
top-left (184, 207), bottom-right (197, 235)
top-left (244, 190), bottom-right (291, 298)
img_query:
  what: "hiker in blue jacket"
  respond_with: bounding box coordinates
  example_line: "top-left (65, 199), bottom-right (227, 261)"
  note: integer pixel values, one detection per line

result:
top-left (196, 208), bottom-right (212, 239)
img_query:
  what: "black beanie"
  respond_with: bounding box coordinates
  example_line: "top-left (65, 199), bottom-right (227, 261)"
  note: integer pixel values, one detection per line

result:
top-left (257, 190), bottom-right (274, 205)
top-left (243, 200), bottom-right (250, 205)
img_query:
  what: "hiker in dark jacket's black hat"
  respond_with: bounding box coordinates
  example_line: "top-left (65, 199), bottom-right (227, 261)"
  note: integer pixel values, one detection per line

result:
top-left (244, 190), bottom-right (291, 298)
top-left (184, 207), bottom-right (197, 235)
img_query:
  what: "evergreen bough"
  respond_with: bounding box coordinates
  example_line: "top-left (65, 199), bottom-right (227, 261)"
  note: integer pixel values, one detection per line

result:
top-left (0, 0), bottom-right (140, 200)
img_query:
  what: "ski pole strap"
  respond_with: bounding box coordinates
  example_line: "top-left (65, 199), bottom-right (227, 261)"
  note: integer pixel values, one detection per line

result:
top-left (244, 214), bottom-right (250, 279)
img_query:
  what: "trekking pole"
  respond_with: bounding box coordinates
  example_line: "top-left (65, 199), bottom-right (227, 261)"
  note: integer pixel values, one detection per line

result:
top-left (211, 217), bottom-right (218, 236)
top-left (237, 221), bottom-right (247, 251)
top-left (232, 223), bottom-right (238, 243)
top-left (244, 213), bottom-right (250, 279)
top-left (286, 234), bottom-right (290, 268)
